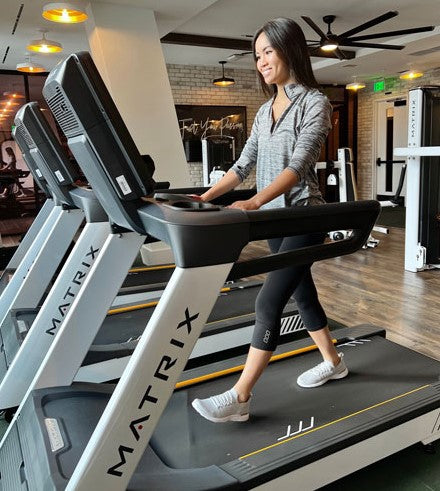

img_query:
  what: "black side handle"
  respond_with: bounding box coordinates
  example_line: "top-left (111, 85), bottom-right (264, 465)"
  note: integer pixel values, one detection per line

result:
top-left (228, 200), bottom-right (380, 280)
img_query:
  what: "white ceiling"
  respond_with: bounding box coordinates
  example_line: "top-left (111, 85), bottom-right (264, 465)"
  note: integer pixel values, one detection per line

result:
top-left (1, 0), bottom-right (440, 85)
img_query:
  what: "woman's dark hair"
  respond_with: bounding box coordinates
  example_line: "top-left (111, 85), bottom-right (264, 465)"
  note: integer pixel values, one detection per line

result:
top-left (253, 17), bottom-right (319, 95)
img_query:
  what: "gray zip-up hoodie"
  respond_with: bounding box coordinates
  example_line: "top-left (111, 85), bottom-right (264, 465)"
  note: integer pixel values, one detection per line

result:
top-left (230, 83), bottom-right (332, 209)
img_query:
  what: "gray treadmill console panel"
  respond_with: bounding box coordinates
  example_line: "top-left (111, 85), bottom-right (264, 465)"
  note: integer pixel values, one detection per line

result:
top-left (12, 124), bottom-right (51, 197)
top-left (43, 51), bottom-right (155, 233)
top-left (14, 103), bottom-right (76, 207)
top-left (19, 102), bottom-right (78, 185)
top-left (43, 52), bottom-right (154, 201)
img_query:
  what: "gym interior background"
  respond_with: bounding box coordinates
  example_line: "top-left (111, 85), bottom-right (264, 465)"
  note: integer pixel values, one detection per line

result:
top-left (0, 1), bottom-right (439, 489)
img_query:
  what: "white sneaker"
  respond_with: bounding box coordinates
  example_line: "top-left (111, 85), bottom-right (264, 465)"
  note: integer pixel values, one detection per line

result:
top-left (192, 388), bottom-right (250, 423)
top-left (297, 353), bottom-right (348, 388)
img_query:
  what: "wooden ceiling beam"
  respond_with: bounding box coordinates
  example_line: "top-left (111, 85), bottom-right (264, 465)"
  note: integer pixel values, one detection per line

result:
top-left (160, 32), bottom-right (356, 60)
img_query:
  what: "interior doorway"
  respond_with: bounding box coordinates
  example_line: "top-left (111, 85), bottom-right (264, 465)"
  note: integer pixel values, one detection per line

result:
top-left (374, 98), bottom-right (408, 204)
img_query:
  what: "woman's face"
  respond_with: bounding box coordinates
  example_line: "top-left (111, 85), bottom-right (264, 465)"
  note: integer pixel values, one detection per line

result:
top-left (255, 32), bottom-right (292, 87)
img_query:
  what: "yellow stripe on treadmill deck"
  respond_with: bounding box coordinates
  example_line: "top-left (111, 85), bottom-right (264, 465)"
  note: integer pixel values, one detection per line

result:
top-left (175, 341), bottom-right (337, 389)
top-left (128, 264), bottom-right (175, 273)
top-left (107, 286), bottom-right (233, 315)
top-left (239, 384), bottom-right (431, 460)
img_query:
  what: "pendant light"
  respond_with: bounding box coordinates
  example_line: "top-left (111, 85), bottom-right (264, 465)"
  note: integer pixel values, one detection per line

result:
top-left (213, 61), bottom-right (235, 87)
top-left (346, 81), bottom-right (366, 91)
top-left (345, 76), bottom-right (365, 91)
top-left (27, 29), bottom-right (63, 54)
top-left (399, 69), bottom-right (423, 80)
top-left (16, 55), bottom-right (46, 73)
top-left (42, 2), bottom-right (88, 23)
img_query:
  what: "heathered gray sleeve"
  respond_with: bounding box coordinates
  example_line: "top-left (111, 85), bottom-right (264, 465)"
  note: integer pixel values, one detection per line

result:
top-left (230, 108), bottom-right (260, 182)
top-left (287, 93), bottom-right (332, 182)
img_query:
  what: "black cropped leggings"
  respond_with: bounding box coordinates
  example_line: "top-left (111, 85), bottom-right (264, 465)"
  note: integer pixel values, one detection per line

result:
top-left (251, 232), bottom-right (327, 352)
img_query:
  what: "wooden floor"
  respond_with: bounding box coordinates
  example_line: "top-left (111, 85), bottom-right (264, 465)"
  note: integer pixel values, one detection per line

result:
top-left (240, 227), bottom-right (440, 361)
top-left (2, 222), bottom-right (439, 360)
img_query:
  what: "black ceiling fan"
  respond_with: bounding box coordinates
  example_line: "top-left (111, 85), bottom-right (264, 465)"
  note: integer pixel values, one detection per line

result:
top-left (302, 11), bottom-right (434, 60)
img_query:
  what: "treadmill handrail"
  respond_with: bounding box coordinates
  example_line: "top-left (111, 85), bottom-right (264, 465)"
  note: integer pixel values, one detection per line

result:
top-left (229, 200), bottom-right (379, 279)
top-left (136, 198), bottom-right (380, 271)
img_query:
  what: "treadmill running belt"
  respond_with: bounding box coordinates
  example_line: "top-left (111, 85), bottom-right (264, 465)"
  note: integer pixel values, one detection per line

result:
top-left (11, 328), bottom-right (440, 490)
top-left (121, 265), bottom-right (174, 289)
top-left (150, 334), bottom-right (440, 476)
top-left (91, 285), bottom-right (269, 347)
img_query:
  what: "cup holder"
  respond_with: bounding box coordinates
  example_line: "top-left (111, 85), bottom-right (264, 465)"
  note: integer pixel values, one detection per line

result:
top-left (154, 192), bottom-right (221, 211)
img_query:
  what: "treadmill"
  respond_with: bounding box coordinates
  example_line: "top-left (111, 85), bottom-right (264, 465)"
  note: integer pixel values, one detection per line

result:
top-left (12, 107), bottom-right (176, 305)
top-left (0, 152), bottom-right (85, 334)
top-left (0, 52), bottom-right (390, 490)
top-left (0, 104), bottom-right (302, 410)
top-left (0, 159), bottom-right (56, 295)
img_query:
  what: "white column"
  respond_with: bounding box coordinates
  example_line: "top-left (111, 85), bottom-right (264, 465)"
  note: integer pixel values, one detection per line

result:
top-left (84, 2), bottom-right (189, 187)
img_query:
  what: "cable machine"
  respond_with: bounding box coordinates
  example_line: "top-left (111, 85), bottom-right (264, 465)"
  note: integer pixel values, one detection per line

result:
top-left (395, 86), bottom-right (440, 272)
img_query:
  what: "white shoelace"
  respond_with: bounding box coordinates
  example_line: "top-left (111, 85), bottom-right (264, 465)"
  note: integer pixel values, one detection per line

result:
top-left (310, 360), bottom-right (334, 377)
top-left (212, 391), bottom-right (235, 409)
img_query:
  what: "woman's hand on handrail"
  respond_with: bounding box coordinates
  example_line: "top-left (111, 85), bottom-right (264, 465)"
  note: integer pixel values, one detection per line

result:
top-left (227, 198), bottom-right (261, 211)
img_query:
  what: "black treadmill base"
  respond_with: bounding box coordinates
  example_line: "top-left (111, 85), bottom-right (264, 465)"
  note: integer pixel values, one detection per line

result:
top-left (2, 325), bottom-right (440, 490)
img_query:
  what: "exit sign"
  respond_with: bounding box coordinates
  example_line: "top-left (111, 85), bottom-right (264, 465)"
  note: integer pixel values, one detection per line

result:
top-left (374, 80), bottom-right (385, 92)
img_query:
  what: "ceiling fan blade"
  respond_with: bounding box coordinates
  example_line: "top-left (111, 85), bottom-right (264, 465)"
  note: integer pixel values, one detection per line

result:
top-left (348, 26), bottom-right (434, 42)
top-left (341, 41), bottom-right (404, 50)
top-left (227, 51), bottom-right (253, 61)
top-left (334, 47), bottom-right (347, 60)
top-left (338, 11), bottom-right (398, 39)
top-left (301, 16), bottom-right (328, 39)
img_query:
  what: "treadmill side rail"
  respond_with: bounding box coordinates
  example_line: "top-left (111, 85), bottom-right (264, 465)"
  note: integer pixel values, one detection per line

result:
top-left (0, 221), bottom-right (112, 409)
top-left (0, 207), bottom-right (84, 326)
top-left (66, 263), bottom-right (233, 491)
top-left (0, 205), bottom-right (63, 319)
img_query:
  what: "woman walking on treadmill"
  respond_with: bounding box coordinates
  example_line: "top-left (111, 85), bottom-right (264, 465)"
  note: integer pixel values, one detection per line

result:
top-left (192, 17), bottom-right (348, 423)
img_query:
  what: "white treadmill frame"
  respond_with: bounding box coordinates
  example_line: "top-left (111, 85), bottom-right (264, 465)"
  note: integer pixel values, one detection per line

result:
top-left (0, 231), bottom-right (233, 490)
top-left (0, 206), bottom-right (84, 326)
top-left (0, 221), bottom-right (111, 408)
top-left (11, 232), bottom-right (432, 491)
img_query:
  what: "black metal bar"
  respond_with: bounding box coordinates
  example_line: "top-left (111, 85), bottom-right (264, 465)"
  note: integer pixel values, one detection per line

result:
top-left (376, 158), bottom-right (406, 166)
